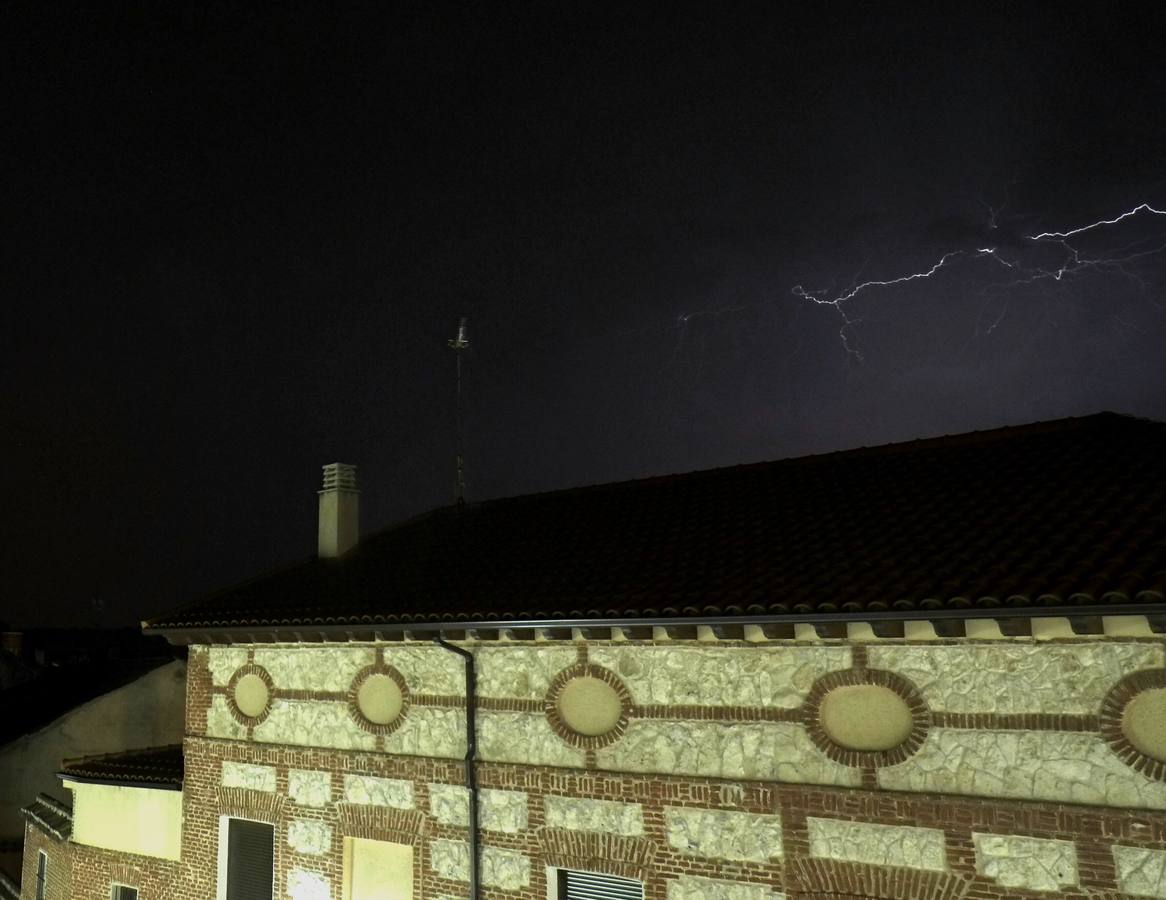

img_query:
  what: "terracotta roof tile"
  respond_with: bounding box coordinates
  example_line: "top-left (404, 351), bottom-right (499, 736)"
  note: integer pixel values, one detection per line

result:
top-left (146, 412), bottom-right (1166, 633)
top-left (20, 794), bottom-right (72, 840)
top-left (59, 744), bottom-right (183, 789)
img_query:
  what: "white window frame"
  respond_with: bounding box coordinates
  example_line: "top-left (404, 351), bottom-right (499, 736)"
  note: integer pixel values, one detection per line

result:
top-left (110, 884), bottom-right (139, 900)
top-left (547, 865), bottom-right (645, 900)
top-left (216, 814), bottom-right (275, 900)
top-left (35, 850), bottom-right (47, 900)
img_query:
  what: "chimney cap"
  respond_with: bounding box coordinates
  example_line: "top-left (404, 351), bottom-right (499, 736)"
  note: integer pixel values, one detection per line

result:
top-left (321, 463), bottom-right (357, 492)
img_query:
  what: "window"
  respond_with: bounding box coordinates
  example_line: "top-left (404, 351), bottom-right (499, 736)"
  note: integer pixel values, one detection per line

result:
top-left (342, 837), bottom-right (412, 900)
top-left (557, 868), bottom-right (644, 900)
top-left (35, 851), bottom-right (47, 900)
top-left (111, 886), bottom-right (139, 900)
top-left (220, 818), bottom-right (274, 900)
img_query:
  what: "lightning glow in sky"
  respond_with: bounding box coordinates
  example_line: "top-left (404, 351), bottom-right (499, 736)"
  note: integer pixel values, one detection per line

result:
top-left (788, 203), bottom-right (1166, 359)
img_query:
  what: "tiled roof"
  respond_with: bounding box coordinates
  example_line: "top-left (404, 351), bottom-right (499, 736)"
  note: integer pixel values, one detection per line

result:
top-left (20, 794), bottom-right (72, 841)
top-left (59, 744), bottom-right (183, 789)
top-left (146, 413), bottom-right (1166, 635)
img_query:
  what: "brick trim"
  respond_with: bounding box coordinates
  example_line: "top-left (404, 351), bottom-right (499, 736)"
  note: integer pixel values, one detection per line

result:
top-left (788, 858), bottom-right (970, 900)
top-left (544, 663), bottom-right (633, 750)
top-left (1100, 667), bottom-right (1166, 781)
top-left (346, 663), bottom-right (411, 736)
top-left (537, 827), bottom-right (656, 880)
top-left (216, 786), bottom-right (285, 822)
top-left (336, 804), bottom-right (426, 844)
top-left (931, 711), bottom-right (1100, 731)
top-left (802, 668), bottom-right (929, 768)
top-left (631, 703), bottom-right (802, 723)
top-left (107, 862), bottom-right (142, 887)
top-left (225, 663), bottom-right (275, 727)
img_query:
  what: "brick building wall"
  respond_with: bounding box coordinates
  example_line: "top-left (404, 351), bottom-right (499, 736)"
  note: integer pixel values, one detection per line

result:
top-left (20, 825), bottom-right (70, 900)
top-left (32, 634), bottom-right (1166, 899)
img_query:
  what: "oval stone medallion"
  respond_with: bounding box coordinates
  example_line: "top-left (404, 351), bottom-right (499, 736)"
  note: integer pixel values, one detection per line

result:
top-left (233, 672), bottom-right (270, 719)
top-left (1123, 687), bottom-right (1166, 762)
top-left (819, 683), bottom-right (913, 751)
top-left (557, 676), bottom-right (623, 736)
top-left (357, 673), bottom-right (404, 725)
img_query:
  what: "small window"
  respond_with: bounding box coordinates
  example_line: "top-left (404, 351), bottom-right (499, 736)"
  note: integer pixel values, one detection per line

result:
top-left (111, 886), bottom-right (139, 900)
top-left (36, 851), bottom-right (47, 900)
top-left (224, 818), bottom-right (274, 900)
top-left (558, 868), bottom-right (644, 899)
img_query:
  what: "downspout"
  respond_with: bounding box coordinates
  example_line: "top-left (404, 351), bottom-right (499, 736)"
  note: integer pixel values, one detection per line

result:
top-left (435, 637), bottom-right (479, 899)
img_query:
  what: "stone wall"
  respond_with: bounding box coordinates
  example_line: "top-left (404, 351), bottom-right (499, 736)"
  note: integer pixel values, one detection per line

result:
top-left (50, 634), bottom-right (1160, 900)
top-left (192, 637), bottom-right (1166, 810)
top-left (69, 734), bottom-right (1166, 900)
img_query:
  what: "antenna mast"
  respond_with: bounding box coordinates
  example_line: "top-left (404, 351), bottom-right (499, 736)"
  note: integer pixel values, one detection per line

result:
top-left (447, 317), bottom-right (470, 504)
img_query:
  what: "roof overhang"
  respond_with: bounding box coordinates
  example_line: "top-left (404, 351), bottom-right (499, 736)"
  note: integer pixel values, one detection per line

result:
top-left (58, 773), bottom-right (182, 791)
top-left (143, 600), bottom-right (1166, 645)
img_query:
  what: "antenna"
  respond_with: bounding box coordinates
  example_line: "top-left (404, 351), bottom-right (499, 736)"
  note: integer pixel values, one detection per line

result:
top-left (447, 317), bottom-right (470, 504)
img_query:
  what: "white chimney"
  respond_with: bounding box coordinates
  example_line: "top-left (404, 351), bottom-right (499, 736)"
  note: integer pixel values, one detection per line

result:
top-left (318, 463), bottom-right (359, 558)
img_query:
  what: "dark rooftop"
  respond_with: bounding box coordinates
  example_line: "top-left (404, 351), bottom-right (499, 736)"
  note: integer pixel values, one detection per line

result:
top-left (19, 794), bottom-right (72, 841)
top-left (146, 413), bottom-right (1166, 636)
top-left (58, 744), bottom-right (183, 790)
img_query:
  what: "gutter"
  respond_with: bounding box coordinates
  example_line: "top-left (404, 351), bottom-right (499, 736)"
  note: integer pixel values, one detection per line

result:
top-left (144, 600), bottom-right (1166, 642)
top-left (57, 773), bottom-right (182, 790)
top-left (434, 638), bottom-right (479, 900)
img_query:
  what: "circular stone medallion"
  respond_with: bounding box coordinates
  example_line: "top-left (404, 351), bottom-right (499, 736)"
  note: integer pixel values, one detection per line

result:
top-left (819, 683), bottom-right (914, 751)
top-left (1123, 687), bottom-right (1166, 762)
top-left (233, 672), bottom-right (270, 719)
top-left (357, 673), bottom-right (405, 726)
top-left (557, 676), bottom-right (623, 736)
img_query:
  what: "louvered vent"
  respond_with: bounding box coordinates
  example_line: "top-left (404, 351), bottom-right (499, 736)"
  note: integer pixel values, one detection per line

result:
top-left (561, 869), bottom-right (644, 900)
top-left (226, 818), bottom-right (274, 900)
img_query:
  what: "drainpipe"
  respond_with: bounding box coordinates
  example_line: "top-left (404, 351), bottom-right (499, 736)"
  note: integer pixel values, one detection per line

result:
top-left (435, 638), bottom-right (479, 899)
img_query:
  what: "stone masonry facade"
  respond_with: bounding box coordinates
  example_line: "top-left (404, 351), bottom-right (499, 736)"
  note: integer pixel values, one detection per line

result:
top-left (23, 635), bottom-right (1166, 899)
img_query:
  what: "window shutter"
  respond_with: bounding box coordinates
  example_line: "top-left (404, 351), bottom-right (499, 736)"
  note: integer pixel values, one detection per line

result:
top-left (227, 819), bottom-right (275, 900)
top-left (561, 870), bottom-right (644, 900)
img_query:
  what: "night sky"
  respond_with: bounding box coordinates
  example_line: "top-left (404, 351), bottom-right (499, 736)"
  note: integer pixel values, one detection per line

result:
top-left (4, 4), bottom-right (1165, 628)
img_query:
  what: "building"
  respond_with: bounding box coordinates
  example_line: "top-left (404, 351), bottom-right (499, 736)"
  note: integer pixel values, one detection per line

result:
top-left (18, 412), bottom-right (1166, 900)
top-left (0, 653), bottom-right (184, 887)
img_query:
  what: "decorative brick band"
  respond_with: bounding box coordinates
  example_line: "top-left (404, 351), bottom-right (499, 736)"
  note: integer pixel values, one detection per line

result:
top-left (788, 857), bottom-right (970, 900)
top-left (478, 696), bottom-right (544, 713)
top-left (1100, 668), bottom-right (1166, 782)
top-left (631, 704), bottom-right (802, 723)
top-left (347, 663), bottom-right (411, 736)
top-left (931, 712), bottom-right (1101, 731)
top-left (275, 689), bottom-right (347, 702)
top-left (336, 804), bottom-right (425, 844)
top-left (801, 668), bottom-right (929, 768)
top-left (544, 663), bottom-right (633, 750)
top-left (537, 827), bottom-right (657, 881)
top-left (216, 786), bottom-right (285, 822)
top-left (413, 694), bottom-right (469, 708)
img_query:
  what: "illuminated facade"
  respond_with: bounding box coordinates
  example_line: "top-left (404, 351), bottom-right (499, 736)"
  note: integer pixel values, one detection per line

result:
top-left (19, 414), bottom-right (1166, 899)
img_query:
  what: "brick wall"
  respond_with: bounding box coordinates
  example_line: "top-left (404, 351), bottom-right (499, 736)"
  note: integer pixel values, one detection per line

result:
top-left (157, 736), bottom-right (1166, 899)
top-left (20, 824), bottom-right (70, 900)
top-left (30, 636), bottom-right (1166, 899)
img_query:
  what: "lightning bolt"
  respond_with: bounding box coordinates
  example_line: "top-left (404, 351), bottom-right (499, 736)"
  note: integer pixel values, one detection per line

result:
top-left (1027, 203), bottom-right (1166, 240)
top-left (791, 202), bottom-right (1166, 358)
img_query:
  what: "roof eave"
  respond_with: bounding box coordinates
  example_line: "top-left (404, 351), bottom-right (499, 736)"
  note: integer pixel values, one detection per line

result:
top-left (142, 600), bottom-right (1166, 645)
top-left (59, 772), bottom-right (182, 791)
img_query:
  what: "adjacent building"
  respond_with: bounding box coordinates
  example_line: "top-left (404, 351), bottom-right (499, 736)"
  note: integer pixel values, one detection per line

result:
top-left (19, 412), bottom-right (1166, 899)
